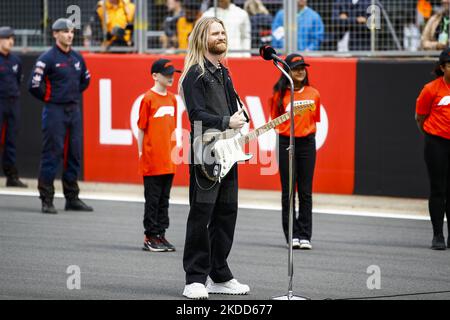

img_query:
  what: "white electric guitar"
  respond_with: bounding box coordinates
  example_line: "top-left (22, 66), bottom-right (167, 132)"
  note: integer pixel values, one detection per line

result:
top-left (193, 102), bottom-right (316, 182)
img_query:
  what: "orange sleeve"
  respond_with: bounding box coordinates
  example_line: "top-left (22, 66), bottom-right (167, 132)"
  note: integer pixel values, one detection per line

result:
top-left (137, 95), bottom-right (151, 130)
top-left (416, 85), bottom-right (433, 116)
top-left (314, 91), bottom-right (321, 122)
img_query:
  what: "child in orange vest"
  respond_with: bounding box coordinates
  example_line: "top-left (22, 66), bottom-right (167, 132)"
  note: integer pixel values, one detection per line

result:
top-left (137, 58), bottom-right (180, 252)
top-left (270, 53), bottom-right (321, 250)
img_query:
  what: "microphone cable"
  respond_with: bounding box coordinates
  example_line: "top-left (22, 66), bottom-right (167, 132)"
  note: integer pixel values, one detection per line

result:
top-left (194, 165), bottom-right (218, 191)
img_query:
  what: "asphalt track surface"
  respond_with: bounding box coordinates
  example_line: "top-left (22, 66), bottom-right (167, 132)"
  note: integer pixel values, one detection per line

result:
top-left (1, 194), bottom-right (449, 300)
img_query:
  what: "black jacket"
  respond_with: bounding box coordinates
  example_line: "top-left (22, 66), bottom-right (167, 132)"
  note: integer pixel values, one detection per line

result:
top-left (182, 58), bottom-right (248, 135)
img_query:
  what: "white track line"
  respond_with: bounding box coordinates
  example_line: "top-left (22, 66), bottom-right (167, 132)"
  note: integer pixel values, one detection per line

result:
top-left (0, 190), bottom-right (430, 221)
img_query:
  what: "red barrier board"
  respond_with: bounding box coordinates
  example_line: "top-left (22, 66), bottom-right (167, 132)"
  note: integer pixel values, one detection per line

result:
top-left (82, 54), bottom-right (356, 194)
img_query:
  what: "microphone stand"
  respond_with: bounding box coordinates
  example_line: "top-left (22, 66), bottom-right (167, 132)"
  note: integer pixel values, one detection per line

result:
top-left (272, 60), bottom-right (309, 301)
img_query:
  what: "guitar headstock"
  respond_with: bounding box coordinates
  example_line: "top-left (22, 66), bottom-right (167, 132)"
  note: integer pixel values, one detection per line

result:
top-left (293, 102), bottom-right (316, 116)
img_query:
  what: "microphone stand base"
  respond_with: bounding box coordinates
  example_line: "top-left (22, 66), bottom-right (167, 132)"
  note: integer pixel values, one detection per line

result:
top-left (272, 294), bottom-right (310, 301)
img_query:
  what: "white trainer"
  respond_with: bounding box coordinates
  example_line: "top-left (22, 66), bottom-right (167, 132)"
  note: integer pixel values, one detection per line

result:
top-left (292, 238), bottom-right (301, 249)
top-left (299, 239), bottom-right (312, 250)
top-left (206, 277), bottom-right (250, 295)
top-left (182, 283), bottom-right (209, 300)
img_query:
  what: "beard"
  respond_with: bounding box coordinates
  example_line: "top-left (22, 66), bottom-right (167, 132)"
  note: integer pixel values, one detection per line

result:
top-left (208, 40), bottom-right (227, 55)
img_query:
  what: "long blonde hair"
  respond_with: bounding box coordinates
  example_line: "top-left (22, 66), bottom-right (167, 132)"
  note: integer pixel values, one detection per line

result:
top-left (178, 17), bottom-right (227, 95)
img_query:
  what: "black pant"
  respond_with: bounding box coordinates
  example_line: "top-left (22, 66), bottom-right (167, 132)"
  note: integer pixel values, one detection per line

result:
top-left (183, 164), bottom-right (238, 285)
top-left (0, 97), bottom-right (20, 176)
top-left (143, 174), bottom-right (174, 237)
top-left (424, 133), bottom-right (450, 236)
top-left (278, 134), bottom-right (316, 242)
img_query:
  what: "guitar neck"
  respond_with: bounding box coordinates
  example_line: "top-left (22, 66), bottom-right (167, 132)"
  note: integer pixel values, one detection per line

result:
top-left (238, 112), bottom-right (291, 145)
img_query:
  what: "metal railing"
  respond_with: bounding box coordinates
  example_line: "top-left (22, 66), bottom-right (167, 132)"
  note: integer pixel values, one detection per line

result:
top-left (1, 0), bottom-right (448, 57)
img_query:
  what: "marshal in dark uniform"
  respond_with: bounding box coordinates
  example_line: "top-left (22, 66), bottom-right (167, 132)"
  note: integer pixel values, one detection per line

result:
top-left (28, 19), bottom-right (93, 214)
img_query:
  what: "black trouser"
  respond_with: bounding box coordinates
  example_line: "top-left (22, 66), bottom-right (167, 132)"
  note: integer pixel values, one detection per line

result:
top-left (183, 164), bottom-right (238, 285)
top-left (424, 133), bottom-right (450, 237)
top-left (143, 174), bottom-right (174, 237)
top-left (278, 134), bottom-right (316, 242)
top-left (0, 97), bottom-right (20, 178)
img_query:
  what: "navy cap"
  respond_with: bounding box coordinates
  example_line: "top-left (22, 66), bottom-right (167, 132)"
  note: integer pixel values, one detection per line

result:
top-left (439, 47), bottom-right (450, 64)
top-left (285, 53), bottom-right (310, 69)
top-left (151, 59), bottom-right (181, 75)
top-left (52, 18), bottom-right (75, 31)
top-left (0, 26), bottom-right (14, 39)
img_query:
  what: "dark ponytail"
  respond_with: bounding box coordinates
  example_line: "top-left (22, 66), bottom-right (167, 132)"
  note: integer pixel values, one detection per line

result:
top-left (434, 62), bottom-right (444, 77)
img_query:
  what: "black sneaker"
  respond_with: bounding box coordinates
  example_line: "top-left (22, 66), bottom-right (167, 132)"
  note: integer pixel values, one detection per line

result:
top-left (143, 236), bottom-right (167, 252)
top-left (42, 201), bottom-right (58, 214)
top-left (431, 234), bottom-right (446, 250)
top-left (6, 177), bottom-right (28, 188)
top-left (65, 199), bottom-right (93, 211)
top-left (447, 237), bottom-right (450, 249)
top-left (159, 235), bottom-right (176, 252)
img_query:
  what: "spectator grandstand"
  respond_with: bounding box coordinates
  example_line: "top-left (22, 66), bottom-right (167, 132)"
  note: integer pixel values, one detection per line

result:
top-left (0, 1), bottom-right (447, 55)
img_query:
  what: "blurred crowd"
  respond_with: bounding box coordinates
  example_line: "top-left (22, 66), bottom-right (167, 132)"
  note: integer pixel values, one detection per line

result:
top-left (2, 0), bottom-right (450, 53)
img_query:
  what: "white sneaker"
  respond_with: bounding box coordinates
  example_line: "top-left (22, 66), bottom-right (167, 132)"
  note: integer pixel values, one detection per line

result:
top-left (292, 238), bottom-right (301, 249)
top-left (299, 239), bottom-right (312, 250)
top-left (182, 283), bottom-right (209, 299)
top-left (206, 277), bottom-right (250, 295)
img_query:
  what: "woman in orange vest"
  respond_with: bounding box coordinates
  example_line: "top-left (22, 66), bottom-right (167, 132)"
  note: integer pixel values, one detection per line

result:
top-left (415, 48), bottom-right (450, 250)
top-left (270, 54), bottom-right (321, 250)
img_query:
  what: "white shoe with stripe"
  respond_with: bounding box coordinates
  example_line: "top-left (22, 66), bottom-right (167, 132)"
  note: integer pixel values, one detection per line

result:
top-left (206, 277), bottom-right (250, 295)
top-left (182, 282), bottom-right (209, 299)
top-left (299, 239), bottom-right (312, 250)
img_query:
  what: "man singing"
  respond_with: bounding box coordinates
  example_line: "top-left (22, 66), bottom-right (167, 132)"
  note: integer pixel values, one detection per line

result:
top-left (178, 17), bottom-right (250, 300)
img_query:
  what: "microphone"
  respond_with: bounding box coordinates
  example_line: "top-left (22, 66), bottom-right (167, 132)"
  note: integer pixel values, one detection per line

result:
top-left (259, 45), bottom-right (290, 68)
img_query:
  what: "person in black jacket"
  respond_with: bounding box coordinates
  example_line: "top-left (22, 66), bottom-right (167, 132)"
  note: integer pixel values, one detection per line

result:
top-left (244, 0), bottom-right (273, 49)
top-left (332, 0), bottom-right (372, 51)
top-left (178, 17), bottom-right (250, 300)
top-left (0, 26), bottom-right (27, 188)
top-left (28, 18), bottom-right (93, 214)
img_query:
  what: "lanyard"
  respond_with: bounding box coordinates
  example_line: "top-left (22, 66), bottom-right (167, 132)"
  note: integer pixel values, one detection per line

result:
top-left (443, 16), bottom-right (450, 33)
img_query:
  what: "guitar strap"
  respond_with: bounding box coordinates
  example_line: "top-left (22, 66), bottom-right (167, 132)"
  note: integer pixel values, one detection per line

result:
top-left (234, 89), bottom-right (250, 123)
